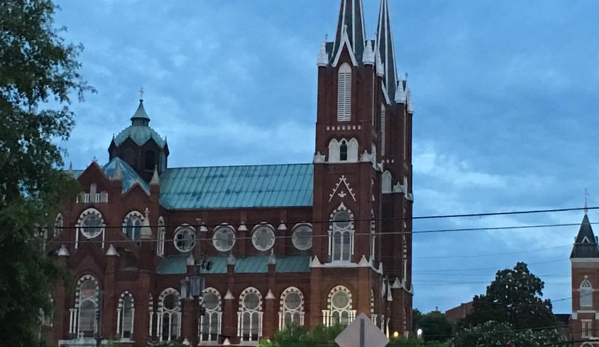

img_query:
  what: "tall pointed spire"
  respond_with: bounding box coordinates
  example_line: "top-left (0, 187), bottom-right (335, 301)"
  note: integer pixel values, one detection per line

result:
top-left (376, 0), bottom-right (398, 100)
top-left (332, 0), bottom-right (366, 64)
top-left (571, 214), bottom-right (599, 259)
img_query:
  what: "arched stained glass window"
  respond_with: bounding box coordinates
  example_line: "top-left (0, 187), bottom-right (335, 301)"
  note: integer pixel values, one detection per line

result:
top-left (158, 288), bottom-right (181, 342)
top-left (239, 288), bottom-right (262, 342)
top-left (123, 211), bottom-right (143, 241)
top-left (199, 288), bottom-right (222, 343)
top-left (279, 287), bottom-right (304, 329)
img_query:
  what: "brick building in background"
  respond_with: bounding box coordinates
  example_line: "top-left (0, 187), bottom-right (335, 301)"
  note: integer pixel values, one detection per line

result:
top-left (44, 0), bottom-right (415, 346)
top-left (570, 212), bottom-right (599, 347)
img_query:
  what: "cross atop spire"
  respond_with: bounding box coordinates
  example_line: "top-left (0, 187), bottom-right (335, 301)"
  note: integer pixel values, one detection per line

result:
top-left (376, 0), bottom-right (398, 99)
top-left (139, 87), bottom-right (144, 102)
top-left (585, 188), bottom-right (590, 214)
top-left (332, 0), bottom-right (366, 64)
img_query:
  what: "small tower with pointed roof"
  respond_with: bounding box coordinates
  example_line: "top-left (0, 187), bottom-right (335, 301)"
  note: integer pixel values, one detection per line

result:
top-left (570, 208), bottom-right (599, 346)
top-left (108, 93), bottom-right (169, 182)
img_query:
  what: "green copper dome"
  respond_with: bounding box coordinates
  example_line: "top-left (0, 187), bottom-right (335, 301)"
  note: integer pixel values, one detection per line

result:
top-left (113, 100), bottom-right (166, 148)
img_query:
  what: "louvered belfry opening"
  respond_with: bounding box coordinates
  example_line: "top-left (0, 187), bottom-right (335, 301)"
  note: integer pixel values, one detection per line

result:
top-left (337, 63), bottom-right (352, 122)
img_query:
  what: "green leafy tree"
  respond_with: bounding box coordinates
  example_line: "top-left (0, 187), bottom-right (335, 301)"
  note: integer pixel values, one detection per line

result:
top-left (413, 311), bottom-right (455, 342)
top-left (461, 262), bottom-right (557, 330)
top-left (454, 262), bottom-right (567, 347)
top-left (0, 0), bottom-right (91, 346)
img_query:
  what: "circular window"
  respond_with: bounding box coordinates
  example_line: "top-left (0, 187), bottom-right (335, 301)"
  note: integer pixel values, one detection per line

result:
top-left (202, 293), bottom-right (219, 310)
top-left (213, 226), bottom-right (236, 252)
top-left (243, 293), bottom-right (260, 310)
top-left (80, 210), bottom-right (104, 239)
top-left (252, 225), bottom-right (275, 251)
top-left (332, 290), bottom-right (350, 309)
top-left (163, 293), bottom-right (178, 310)
top-left (174, 226), bottom-right (196, 252)
top-left (292, 224), bottom-right (313, 250)
top-left (333, 211), bottom-right (351, 229)
top-left (80, 279), bottom-right (96, 298)
top-left (284, 292), bottom-right (302, 310)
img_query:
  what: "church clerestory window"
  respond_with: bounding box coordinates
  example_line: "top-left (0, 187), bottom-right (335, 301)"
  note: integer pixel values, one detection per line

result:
top-left (174, 225), bottom-right (196, 253)
top-left (123, 211), bottom-right (143, 241)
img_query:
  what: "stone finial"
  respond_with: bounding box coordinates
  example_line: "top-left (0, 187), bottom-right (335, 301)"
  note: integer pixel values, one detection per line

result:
top-left (310, 256), bottom-right (322, 268)
top-left (224, 290), bottom-right (234, 300)
top-left (186, 253), bottom-right (195, 266)
top-left (317, 38), bottom-right (329, 67)
top-left (277, 222), bottom-right (287, 231)
top-left (395, 80), bottom-right (406, 103)
top-left (68, 162), bottom-right (73, 175)
top-left (223, 338), bottom-right (231, 345)
top-left (266, 289), bottom-right (276, 300)
top-left (106, 244), bottom-right (120, 257)
top-left (57, 245), bottom-right (70, 257)
top-left (268, 249), bottom-right (276, 265)
top-left (150, 165), bottom-right (160, 185)
top-left (238, 222), bottom-right (248, 232)
top-left (227, 253), bottom-right (236, 266)
top-left (363, 39), bottom-right (375, 65)
top-left (112, 163), bottom-right (122, 181)
top-left (140, 208), bottom-right (152, 240)
top-left (358, 255), bottom-right (369, 267)
top-left (313, 152), bottom-right (326, 163)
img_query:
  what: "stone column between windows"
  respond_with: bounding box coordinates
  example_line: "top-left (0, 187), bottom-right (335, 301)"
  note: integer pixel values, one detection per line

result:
top-left (223, 290), bottom-right (237, 343)
top-left (104, 253), bottom-right (116, 337)
top-left (264, 290), bottom-right (276, 338)
top-left (309, 265), bottom-right (323, 327)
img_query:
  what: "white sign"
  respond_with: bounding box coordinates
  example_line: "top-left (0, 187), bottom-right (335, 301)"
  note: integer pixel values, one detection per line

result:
top-left (335, 313), bottom-right (389, 347)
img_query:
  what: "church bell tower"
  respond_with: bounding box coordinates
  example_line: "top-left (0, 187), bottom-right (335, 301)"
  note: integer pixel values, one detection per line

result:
top-left (309, 0), bottom-right (415, 336)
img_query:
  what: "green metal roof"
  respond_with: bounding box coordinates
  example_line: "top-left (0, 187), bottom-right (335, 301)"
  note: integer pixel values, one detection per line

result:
top-left (131, 100), bottom-right (150, 121)
top-left (114, 125), bottom-right (166, 148)
top-left (102, 157), bottom-right (150, 193)
top-left (156, 255), bottom-right (310, 275)
top-left (159, 163), bottom-right (313, 209)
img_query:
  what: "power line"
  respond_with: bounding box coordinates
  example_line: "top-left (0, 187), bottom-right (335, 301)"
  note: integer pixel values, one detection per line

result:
top-left (46, 205), bottom-right (595, 231)
top-left (45, 219), bottom-right (586, 245)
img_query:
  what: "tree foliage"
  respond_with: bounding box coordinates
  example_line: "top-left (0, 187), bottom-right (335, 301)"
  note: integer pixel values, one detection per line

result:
top-left (258, 324), bottom-right (346, 347)
top-left (454, 262), bottom-right (566, 347)
top-left (453, 321), bottom-right (567, 347)
top-left (0, 0), bottom-right (91, 346)
top-left (461, 262), bottom-right (557, 330)
top-left (412, 310), bottom-right (455, 342)
top-left (259, 324), bottom-right (449, 347)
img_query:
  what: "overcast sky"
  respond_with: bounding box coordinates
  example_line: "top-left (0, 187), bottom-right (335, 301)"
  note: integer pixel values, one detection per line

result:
top-left (53, 0), bottom-right (599, 314)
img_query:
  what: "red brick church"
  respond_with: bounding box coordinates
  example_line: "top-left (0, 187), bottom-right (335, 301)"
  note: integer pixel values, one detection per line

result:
top-left (45, 0), bottom-right (415, 345)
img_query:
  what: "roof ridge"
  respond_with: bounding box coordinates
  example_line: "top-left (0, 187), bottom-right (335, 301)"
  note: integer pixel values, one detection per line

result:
top-left (164, 162), bottom-right (312, 170)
